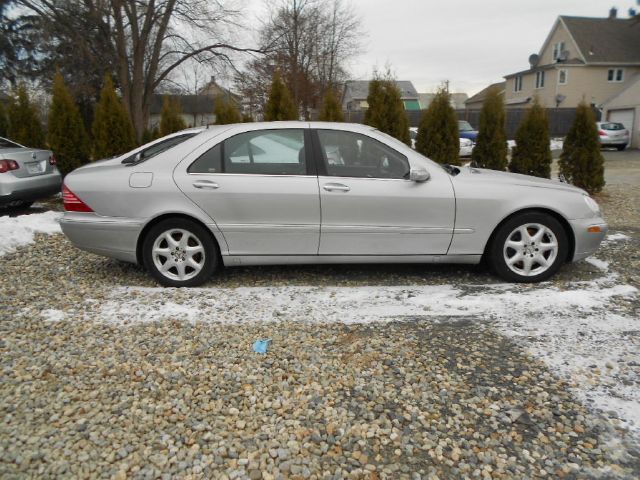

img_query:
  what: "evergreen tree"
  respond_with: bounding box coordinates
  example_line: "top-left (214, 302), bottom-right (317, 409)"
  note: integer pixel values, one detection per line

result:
top-left (47, 71), bottom-right (91, 175)
top-left (214, 95), bottom-right (242, 125)
top-left (415, 87), bottom-right (460, 165)
top-left (0, 101), bottom-right (8, 137)
top-left (558, 101), bottom-right (605, 194)
top-left (264, 71), bottom-right (298, 121)
top-left (318, 87), bottom-right (344, 122)
top-left (7, 84), bottom-right (45, 148)
top-left (241, 112), bottom-right (254, 123)
top-left (471, 87), bottom-right (508, 170)
top-left (141, 128), bottom-right (154, 145)
top-left (364, 70), bottom-right (410, 145)
top-left (92, 76), bottom-right (136, 159)
top-left (159, 97), bottom-right (187, 136)
top-left (509, 97), bottom-right (551, 178)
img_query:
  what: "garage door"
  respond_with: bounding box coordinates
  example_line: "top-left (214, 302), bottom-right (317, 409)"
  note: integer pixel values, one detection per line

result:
top-left (608, 108), bottom-right (635, 145)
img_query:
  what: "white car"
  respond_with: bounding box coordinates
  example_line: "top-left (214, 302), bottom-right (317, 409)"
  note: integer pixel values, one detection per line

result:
top-left (597, 122), bottom-right (629, 150)
top-left (409, 128), bottom-right (474, 157)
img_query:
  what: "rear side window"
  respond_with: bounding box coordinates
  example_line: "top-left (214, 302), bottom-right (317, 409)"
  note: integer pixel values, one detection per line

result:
top-left (188, 144), bottom-right (222, 173)
top-left (316, 130), bottom-right (410, 180)
top-left (123, 132), bottom-right (198, 164)
top-left (0, 137), bottom-right (21, 148)
top-left (223, 129), bottom-right (306, 175)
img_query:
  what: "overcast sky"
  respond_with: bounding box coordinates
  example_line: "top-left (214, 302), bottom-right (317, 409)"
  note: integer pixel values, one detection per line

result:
top-left (243, 0), bottom-right (639, 96)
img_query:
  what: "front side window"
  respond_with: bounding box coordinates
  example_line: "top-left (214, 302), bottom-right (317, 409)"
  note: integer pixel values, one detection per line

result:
top-left (223, 129), bottom-right (306, 175)
top-left (316, 130), bottom-right (410, 180)
top-left (607, 68), bottom-right (624, 82)
top-left (535, 71), bottom-right (545, 89)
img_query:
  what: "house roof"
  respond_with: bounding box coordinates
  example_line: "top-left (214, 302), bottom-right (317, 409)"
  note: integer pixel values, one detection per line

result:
top-left (150, 94), bottom-right (215, 115)
top-left (559, 16), bottom-right (640, 64)
top-left (465, 82), bottom-right (506, 105)
top-left (343, 80), bottom-right (419, 100)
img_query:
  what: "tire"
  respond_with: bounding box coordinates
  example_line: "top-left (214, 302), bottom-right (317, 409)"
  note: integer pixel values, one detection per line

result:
top-left (616, 144), bottom-right (626, 151)
top-left (142, 218), bottom-right (218, 287)
top-left (489, 212), bottom-right (568, 283)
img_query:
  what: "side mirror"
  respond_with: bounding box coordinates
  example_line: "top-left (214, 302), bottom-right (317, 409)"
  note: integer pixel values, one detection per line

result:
top-left (410, 168), bottom-right (430, 182)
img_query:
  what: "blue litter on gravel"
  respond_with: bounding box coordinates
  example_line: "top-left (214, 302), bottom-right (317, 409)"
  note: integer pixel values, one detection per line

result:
top-left (252, 338), bottom-right (272, 354)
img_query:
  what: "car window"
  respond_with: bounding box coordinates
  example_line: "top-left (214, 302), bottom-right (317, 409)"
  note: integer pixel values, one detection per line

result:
top-left (123, 133), bottom-right (198, 164)
top-left (600, 123), bottom-right (624, 131)
top-left (223, 129), bottom-right (306, 175)
top-left (0, 137), bottom-right (21, 148)
top-left (316, 130), bottom-right (410, 180)
top-left (458, 121), bottom-right (474, 132)
top-left (188, 143), bottom-right (222, 173)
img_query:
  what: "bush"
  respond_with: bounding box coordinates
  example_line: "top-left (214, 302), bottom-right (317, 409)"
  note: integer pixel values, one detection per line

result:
top-left (318, 88), bottom-right (344, 122)
top-left (364, 70), bottom-right (410, 145)
top-left (92, 76), bottom-right (136, 159)
top-left (7, 84), bottom-right (45, 148)
top-left (47, 71), bottom-right (91, 175)
top-left (509, 97), bottom-right (552, 178)
top-left (558, 101), bottom-right (605, 194)
top-left (415, 87), bottom-right (459, 165)
top-left (159, 97), bottom-right (187, 136)
top-left (264, 71), bottom-right (298, 121)
top-left (471, 87), bottom-right (508, 170)
top-left (214, 95), bottom-right (242, 125)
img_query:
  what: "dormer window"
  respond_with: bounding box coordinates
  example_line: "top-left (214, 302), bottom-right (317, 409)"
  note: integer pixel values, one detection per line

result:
top-left (552, 42), bottom-right (565, 61)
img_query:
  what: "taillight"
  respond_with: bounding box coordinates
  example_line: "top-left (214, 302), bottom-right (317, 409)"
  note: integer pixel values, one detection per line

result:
top-left (0, 159), bottom-right (19, 173)
top-left (598, 130), bottom-right (606, 136)
top-left (62, 184), bottom-right (93, 212)
top-left (49, 154), bottom-right (57, 166)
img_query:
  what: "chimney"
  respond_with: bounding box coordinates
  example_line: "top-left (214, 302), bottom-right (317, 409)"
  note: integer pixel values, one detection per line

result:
top-left (609, 7), bottom-right (617, 19)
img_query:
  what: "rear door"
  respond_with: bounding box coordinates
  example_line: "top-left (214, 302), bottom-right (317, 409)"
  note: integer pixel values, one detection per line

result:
top-left (174, 127), bottom-right (321, 256)
top-left (313, 128), bottom-right (455, 255)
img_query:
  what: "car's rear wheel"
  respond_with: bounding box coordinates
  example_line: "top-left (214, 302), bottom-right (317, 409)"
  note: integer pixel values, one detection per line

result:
top-left (489, 212), bottom-right (568, 283)
top-left (143, 218), bottom-right (218, 287)
top-left (616, 144), bottom-right (627, 151)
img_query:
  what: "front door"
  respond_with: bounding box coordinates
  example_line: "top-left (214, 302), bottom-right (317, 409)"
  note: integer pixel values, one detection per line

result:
top-left (314, 129), bottom-right (455, 255)
top-left (174, 128), bottom-right (320, 256)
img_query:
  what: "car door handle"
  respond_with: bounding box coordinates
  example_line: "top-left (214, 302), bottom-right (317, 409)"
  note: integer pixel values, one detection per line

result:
top-left (323, 183), bottom-right (350, 192)
top-left (193, 180), bottom-right (219, 189)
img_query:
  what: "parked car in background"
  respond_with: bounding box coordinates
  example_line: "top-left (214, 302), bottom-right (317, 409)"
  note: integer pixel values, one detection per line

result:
top-left (458, 120), bottom-right (478, 142)
top-left (597, 122), bottom-right (629, 150)
top-left (61, 122), bottom-right (606, 287)
top-left (0, 137), bottom-right (61, 209)
top-left (409, 127), bottom-right (475, 157)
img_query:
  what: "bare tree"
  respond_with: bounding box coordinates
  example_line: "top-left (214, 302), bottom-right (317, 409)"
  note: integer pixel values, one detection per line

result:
top-left (18, 0), bottom-right (263, 139)
top-left (235, 0), bottom-right (363, 119)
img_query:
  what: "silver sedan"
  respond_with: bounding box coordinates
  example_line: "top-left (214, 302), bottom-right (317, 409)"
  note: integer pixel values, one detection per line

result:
top-left (60, 122), bottom-right (607, 287)
top-left (0, 137), bottom-right (61, 208)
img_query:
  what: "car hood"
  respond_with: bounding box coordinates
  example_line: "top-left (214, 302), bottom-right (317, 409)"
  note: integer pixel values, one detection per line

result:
top-left (456, 166), bottom-right (586, 194)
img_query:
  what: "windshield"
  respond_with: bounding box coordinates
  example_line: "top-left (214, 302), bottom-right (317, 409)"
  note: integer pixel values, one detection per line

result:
top-left (122, 132), bottom-right (199, 165)
top-left (0, 137), bottom-right (22, 149)
top-left (458, 121), bottom-right (474, 132)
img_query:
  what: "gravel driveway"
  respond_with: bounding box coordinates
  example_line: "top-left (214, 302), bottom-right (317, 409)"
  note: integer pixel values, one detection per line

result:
top-left (1, 151), bottom-right (639, 479)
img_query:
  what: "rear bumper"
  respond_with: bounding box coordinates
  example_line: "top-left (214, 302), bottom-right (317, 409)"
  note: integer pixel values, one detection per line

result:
top-left (569, 217), bottom-right (608, 261)
top-left (60, 212), bottom-right (142, 264)
top-left (599, 136), bottom-right (629, 146)
top-left (0, 170), bottom-right (62, 205)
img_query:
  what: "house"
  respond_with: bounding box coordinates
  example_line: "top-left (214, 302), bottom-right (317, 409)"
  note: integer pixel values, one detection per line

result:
top-left (602, 74), bottom-right (640, 148)
top-left (464, 82), bottom-right (505, 111)
top-left (419, 92), bottom-right (469, 110)
top-left (148, 94), bottom-right (215, 130)
top-left (503, 10), bottom-right (640, 109)
top-left (341, 80), bottom-right (420, 112)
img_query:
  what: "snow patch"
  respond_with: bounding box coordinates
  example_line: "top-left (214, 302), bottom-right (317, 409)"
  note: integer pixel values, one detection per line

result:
top-left (41, 309), bottom-right (65, 322)
top-left (0, 211), bottom-right (62, 256)
top-left (586, 257), bottom-right (609, 271)
top-left (605, 233), bottom-right (630, 243)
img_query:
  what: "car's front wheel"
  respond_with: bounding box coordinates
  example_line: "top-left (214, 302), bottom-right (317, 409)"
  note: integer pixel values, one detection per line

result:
top-left (142, 218), bottom-right (218, 287)
top-left (489, 212), bottom-right (568, 283)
